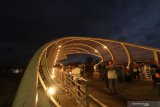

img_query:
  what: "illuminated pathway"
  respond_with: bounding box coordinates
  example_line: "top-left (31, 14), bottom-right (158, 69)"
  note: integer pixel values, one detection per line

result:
top-left (12, 37), bottom-right (160, 107)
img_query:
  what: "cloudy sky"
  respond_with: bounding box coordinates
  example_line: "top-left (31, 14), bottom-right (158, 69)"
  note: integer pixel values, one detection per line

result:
top-left (1, 0), bottom-right (160, 67)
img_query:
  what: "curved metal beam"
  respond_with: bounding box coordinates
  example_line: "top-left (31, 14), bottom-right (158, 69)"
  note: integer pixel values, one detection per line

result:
top-left (153, 50), bottom-right (159, 63)
top-left (62, 47), bottom-right (90, 54)
top-left (57, 38), bottom-right (114, 61)
top-left (121, 43), bottom-right (131, 66)
top-left (58, 49), bottom-right (100, 61)
top-left (58, 43), bottom-right (103, 58)
top-left (58, 36), bottom-right (160, 52)
top-left (59, 47), bottom-right (101, 58)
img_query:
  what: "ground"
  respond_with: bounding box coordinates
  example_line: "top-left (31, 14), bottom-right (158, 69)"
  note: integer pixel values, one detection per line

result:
top-left (0, 73), bottom-right (22, 107)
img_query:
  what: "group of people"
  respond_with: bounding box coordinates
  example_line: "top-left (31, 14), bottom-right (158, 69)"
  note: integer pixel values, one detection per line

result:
top-left (124, 61), bottom-right (160, 85)
top-left (64, 65), bottom-right (83, 81)
top-left (97, 60), bottom-right (160, 95)
top-left (64, 59), bottom-right (160, 95)
top-left (123, 62), bottom-right (140, 83)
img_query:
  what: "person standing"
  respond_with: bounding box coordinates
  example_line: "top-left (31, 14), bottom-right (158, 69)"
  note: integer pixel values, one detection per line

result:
top-left (72, 65), bottom-right (81, 81)
top-left (150, 60), bottom-right (160, 85)
top-left (124, 63), bottom-right (131, 83)
top-left (132, 62), bottom-right (140, 80)
top-left (107, 60), bottom-right (118, 95)
top-left (99, 62), bottom-right (107, 81)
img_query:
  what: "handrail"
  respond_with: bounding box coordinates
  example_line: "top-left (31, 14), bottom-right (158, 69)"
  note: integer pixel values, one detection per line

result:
top-left (61, 70), bottom-right (90, 107)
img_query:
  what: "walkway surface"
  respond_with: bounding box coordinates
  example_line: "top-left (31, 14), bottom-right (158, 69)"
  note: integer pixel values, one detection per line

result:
top-left (89, 72), bottom-right (160, 107)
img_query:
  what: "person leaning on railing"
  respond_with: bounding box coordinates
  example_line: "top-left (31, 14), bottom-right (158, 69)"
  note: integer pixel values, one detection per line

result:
top-left (72, 65), bottom-right (81, 81)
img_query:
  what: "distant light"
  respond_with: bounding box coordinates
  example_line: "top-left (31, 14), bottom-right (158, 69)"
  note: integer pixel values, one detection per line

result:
top-left (58, 49), bottom-right (60, 52)
top-left (95, 50), bottom-right (98, 52)
top-left (13, 69), bottom-right (19, 74)
top-left (103, 46), bottom-right (107, 49)
top-left (47, 87), bottom-right (55, 95)
top-left (58, 45), bottom-right (61, 48)
top-left (127, 66), bottom-right (129, 68)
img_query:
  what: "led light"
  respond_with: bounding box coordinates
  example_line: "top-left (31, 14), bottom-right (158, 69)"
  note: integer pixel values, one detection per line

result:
top-left (94, 65), bottom-right (96, 71)
top-left (52, 68), bottom-right (55, 74)
top-left (36, 93), bottom-right (38, 103)
top-left (103, 46), bottom-right (107, 49)
top-left (47, 87), bottom-right (55, 95)
top-left (51, 75), bottom-right (55, 79)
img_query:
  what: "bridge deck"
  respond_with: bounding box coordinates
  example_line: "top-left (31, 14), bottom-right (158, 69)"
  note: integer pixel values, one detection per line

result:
top-left (57, 71), bottom-right (160, 107)
top-left (89, 72), bottom-right (160, 107)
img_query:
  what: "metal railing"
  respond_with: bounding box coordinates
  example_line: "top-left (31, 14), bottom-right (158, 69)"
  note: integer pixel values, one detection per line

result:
top-left (53, 68), bottom-right (108, 107)
top-left (59, 70), bottom-right (90, 107)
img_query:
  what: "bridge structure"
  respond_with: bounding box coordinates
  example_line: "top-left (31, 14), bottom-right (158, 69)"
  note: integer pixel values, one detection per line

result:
top-left (12, 37), bottom-right (160, 107)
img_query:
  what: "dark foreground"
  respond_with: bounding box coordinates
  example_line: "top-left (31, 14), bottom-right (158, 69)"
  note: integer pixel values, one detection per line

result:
top-left (0, 72), bottom-right (22, 107)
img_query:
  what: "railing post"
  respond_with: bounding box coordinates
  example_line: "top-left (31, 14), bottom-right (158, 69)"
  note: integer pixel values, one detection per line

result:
top-left (77, 79), bottom-right (81, 97)
top-left (85, 80), bottom-right (90, 107)
top-left (65, 72), bottom-right (69, 92)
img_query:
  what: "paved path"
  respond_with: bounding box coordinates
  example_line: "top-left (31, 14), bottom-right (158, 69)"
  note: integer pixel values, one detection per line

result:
top-left (88, 72), bottom-right (160, 107)
top-left (89, 72), bottom-right (126, 107)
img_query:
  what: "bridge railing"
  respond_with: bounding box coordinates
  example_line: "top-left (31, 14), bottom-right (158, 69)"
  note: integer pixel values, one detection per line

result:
top-left (61, 70), bottom-right (90, 107)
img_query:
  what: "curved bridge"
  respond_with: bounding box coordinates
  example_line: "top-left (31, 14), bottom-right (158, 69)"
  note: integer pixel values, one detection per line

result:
top-left (12, 37), bottom-right (160, 107)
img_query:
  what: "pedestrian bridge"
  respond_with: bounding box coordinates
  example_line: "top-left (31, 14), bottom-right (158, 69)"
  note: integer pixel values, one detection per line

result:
top-left (12, 37), bottom-right (160, 107)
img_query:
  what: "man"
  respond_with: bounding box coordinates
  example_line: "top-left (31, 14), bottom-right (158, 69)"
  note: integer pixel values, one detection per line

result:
top-left (107, 60), bottom-right (118, 95)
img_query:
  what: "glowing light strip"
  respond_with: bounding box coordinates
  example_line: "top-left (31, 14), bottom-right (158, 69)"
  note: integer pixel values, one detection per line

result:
top-left (59, 36), bottom-right (160, 52)
top-left (58, 43), bottom-right (102, 58)
top-left (153, 50), bottom-right (159, 63)
top-left (62, 47), bottom-right (90, 54)
top-left (57, 38), bottom-right (114, 61)
top-left (121, 43), bottom-right (131, 67)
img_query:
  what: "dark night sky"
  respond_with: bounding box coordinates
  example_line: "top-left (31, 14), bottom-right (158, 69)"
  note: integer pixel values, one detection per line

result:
top-left (0, 0), bottom-right (160, 67)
